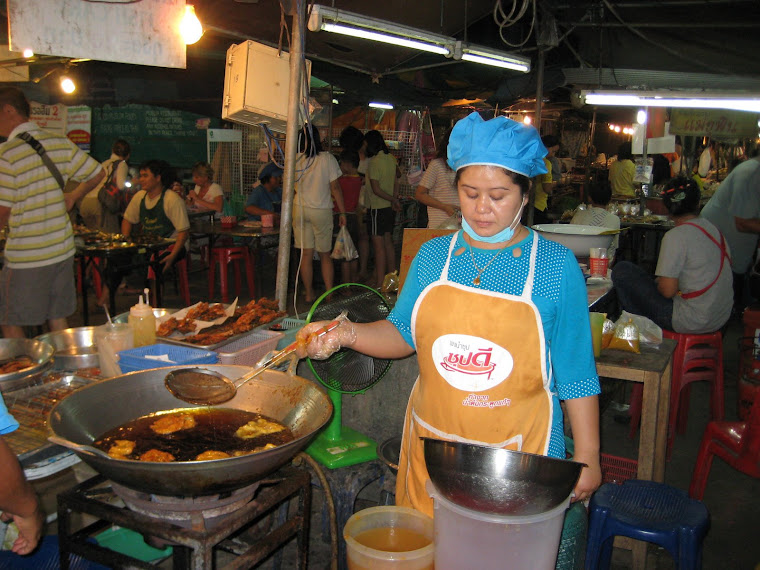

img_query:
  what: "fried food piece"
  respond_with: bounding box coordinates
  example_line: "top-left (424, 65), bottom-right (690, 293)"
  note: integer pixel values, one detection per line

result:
top-left (150, 413), bottom-right (197, 435)
top-left (254, 443), bottom-right (277, 453)
top-left (257, 298), bottom-right (280, 311)
top-left (177, 317), bottom-right (196, 333)
top-left (0, 356), bottom-right (33, 374)
top-left (157, 317), bottom-right (179, 337)
top-left (186, 302), bottom-right (227, 321)
top-left (235, 417), bottom-right (285, 440)
top-left (195, 450), bottom-right (231, 461)
top-left (139, 449), bottom-right (175, 462)
top-left (107, 439), bottom-right (135, 459)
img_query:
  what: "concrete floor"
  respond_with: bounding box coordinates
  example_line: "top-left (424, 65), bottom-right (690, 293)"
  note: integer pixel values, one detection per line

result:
top-left (47, 250), bottom-right (760, 569)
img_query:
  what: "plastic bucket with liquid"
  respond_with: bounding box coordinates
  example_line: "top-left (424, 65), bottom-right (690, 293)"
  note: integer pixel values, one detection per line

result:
top-left (429, 481), bottom-right (571, 570)
top-left (343, 506), bottom-right (434, 570)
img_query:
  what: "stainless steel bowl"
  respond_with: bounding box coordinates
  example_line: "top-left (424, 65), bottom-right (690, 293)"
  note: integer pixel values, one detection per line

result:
top-left (0, 338), bottom-right (55, 392)
top-left (113, 308), bottom-right (178, 324)
top-left (36, 327), bottom-right (100, 370)
top-left (423, 438), bottom-right (585, 516)
top-left (532, 224), bottom-right (614, 257)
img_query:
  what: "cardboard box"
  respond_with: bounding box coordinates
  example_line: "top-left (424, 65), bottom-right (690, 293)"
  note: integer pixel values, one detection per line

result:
top-left (399, 228), bottom-right (457, 291)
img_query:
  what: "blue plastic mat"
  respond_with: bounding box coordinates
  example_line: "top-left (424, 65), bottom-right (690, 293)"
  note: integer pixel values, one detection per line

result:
top-left (0, 535), bottom-right (109, 570)
top-left (118, 343), bottom-right (218, 373)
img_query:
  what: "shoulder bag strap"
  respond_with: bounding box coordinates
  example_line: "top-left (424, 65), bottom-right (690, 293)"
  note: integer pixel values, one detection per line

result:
top-left (16, 132), bottom-right (65, 190)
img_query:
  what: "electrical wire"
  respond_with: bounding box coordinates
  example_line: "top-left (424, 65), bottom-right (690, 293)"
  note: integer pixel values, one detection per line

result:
top-left (493, 0), bottom-right (536, 48)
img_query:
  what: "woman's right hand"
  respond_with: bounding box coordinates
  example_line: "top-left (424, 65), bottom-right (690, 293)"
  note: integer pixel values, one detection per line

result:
top-left (295, 318), bottom-right (357, 360)
top-left (442, 204), bottom-right (458, 217)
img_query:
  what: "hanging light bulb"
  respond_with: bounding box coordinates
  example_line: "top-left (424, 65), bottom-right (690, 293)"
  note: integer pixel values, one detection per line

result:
top-left (636, 109), bottom-right (647, 124)
top-left (180, 5), bottom-right (204, 45)
top-left (60, 76), bottom-right (76, 94)
top-left (523, 116), bottom-right (532, 125)
top-left (22, 48), bottom-right (34, 58)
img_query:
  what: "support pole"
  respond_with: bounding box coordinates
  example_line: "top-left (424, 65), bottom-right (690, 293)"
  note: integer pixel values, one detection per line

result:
top-left (527, 48), bottom-right (545, 228)
top-left (276, 0), bottom-right (305, 311)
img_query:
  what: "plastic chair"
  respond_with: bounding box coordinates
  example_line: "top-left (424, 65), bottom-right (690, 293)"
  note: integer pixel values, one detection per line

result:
top-left (586, 480), bottom-right (710, 570)
top-left (689, 389), bottom-right (760, 500)
top-left (76, 257), bottom-right (103, 300)
top-left (208, 246), bottom-right (255, 303)
top-left (628, 330), bottom-right (724, 457)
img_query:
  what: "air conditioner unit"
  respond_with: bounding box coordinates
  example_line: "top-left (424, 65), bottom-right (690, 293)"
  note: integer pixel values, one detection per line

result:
top-left (222, 40), bottom-right (311, 133)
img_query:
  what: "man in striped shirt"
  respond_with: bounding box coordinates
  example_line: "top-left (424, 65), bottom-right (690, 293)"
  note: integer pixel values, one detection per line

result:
top-left (0, 87), bottom-right (104, 337)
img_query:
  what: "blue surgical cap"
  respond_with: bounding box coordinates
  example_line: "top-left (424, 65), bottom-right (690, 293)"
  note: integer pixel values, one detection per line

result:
top-left (447, 112), bottom-right (548, 178)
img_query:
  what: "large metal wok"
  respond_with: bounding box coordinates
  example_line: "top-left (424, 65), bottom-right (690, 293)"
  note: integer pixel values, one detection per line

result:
top-left (48, 365), bottom-right (332, 496)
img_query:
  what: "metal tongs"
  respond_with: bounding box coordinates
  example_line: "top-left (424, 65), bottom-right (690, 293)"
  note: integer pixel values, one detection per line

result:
top-left (164, 313), bottom-right (345, 405)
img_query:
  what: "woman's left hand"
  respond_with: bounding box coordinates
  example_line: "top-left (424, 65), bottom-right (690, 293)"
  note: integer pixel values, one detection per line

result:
top-left (391, 198), bottom-right (402, 212)
top-left (339, 213), bottom-right (347, 227)
top-left (571, 455), bottom-right (602, 503)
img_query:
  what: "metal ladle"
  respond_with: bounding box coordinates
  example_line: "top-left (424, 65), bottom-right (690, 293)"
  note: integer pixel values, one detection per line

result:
top-left (164, 318), bottom-right (343, 405)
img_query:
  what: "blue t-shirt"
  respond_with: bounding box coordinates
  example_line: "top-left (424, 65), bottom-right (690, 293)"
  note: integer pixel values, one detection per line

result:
top-left (246, 185), bottom-right (283, 221)
top-left (388, 229), bottom-right (600, 458)
top-left (0, 392), bottom-right (19, 435)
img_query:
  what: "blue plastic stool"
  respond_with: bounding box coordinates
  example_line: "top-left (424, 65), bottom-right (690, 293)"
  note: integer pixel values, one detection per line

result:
top-left (585, 480), bottom-right (709, 570)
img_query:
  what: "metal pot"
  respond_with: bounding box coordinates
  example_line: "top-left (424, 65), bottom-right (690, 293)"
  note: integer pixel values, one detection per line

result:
top-left (0, 338), bottom-right (55, 393)
top-left (36, 327), bottom-right (100, 370)
top-left (48, 365), bottom-right (332, 496)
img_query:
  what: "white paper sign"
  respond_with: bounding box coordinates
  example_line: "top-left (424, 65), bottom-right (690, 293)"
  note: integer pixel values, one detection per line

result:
top-left (8, 0), bottom-right (186, 69)
top-left (29, 101), bottom-right (66, 135)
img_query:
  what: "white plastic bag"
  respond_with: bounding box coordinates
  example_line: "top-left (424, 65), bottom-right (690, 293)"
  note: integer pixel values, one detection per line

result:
top-left (618, 310), bottom-right (663, 347)
top-left (331, 226), bottom-right (359, 261)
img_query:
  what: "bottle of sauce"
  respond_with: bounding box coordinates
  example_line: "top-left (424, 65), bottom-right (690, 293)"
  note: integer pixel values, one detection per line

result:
top-left (128, 288), bottom-right (156, 347)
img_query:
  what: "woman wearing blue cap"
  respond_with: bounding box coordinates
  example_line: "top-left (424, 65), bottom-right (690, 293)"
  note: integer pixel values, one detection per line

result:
top-left (298, 112), bottom-right (601, 516)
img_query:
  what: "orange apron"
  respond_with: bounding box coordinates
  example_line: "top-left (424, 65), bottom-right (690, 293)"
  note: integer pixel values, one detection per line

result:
top-left (396, 231), bottom-right (553, 517)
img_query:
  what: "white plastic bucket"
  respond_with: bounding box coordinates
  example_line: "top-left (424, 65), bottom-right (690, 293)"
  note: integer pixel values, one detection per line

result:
top-left (344, 506), bottom-right (434, 570)
top-left (429, 482), bottom-right (571, 570)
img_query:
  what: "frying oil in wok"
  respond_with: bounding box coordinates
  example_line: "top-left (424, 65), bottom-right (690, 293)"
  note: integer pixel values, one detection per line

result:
top-left (93, 408), bottom-right (293, 461)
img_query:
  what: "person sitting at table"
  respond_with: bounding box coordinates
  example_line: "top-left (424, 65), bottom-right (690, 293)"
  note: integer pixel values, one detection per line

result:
top-left (609, 141), bottom-right (637, 198)
top-left (245, 162), bottom-right (283, 222)
top-left (611, 176), bottom-right (732, 334)
top-left (99, 160), bottom-right (190, 303)
top-left (186, 162), bottom-right (223, 213)
top-left (571, 180), bottom-right (620, 261)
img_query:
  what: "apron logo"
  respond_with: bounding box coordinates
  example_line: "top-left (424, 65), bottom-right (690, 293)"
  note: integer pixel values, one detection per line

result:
top-left (432, 334), bottom-right (514, 391)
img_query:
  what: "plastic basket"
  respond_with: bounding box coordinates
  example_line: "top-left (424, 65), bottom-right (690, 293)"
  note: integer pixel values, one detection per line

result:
top-left (215, 329), bottom-right (282, 366)
top-left (118, 344), bottom-right (218, 374)
top-left (600, 453), bottom-right (638, 485)
top-left (264, 318), bottom-right (306, 350)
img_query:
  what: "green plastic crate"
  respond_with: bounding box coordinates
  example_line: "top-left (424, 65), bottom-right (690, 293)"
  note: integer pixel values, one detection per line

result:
top-left (95, 526), bottom-right (172, 563)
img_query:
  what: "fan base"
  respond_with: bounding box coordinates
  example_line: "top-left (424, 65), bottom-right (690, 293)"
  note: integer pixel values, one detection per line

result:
top-left (306, 427), bottom-right (378, 469)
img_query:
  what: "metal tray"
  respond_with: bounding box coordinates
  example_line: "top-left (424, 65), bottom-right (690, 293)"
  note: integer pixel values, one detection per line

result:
top-left (157, 328), bottom-right (256, 350)
top-left (3, 372), bottom-right (98, 456)
top-left (0, 338), bottom-right (55, 393)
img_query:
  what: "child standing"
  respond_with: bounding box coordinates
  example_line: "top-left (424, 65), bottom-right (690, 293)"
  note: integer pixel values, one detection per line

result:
top-left (336, 149), bottom-right (363, 283)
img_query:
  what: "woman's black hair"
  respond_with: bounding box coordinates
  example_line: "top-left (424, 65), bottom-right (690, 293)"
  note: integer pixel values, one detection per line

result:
top-left (617, 141), bottom-right (633, 161)
top-left (454, 166), bottom-right (531, 196)
top-left (298, 124), bottom-right (323, 155)
top-left (662, 176), bottom-right (701, 217)
top-left (364, 130), bottom-right (389, 158)
top-left (339, 126), bottom-right (364, 152)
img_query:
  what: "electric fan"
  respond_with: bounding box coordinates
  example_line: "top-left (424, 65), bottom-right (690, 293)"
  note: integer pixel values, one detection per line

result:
top-left (305, 283), bottom-right (393, 468)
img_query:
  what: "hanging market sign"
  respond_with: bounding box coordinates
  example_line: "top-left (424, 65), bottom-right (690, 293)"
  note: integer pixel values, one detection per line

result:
top-left (669, 109), bottom-right (758, 139)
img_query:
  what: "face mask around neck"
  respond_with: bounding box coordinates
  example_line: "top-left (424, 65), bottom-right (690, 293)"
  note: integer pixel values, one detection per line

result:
top-left (462, 200), bottom-right (526, 244)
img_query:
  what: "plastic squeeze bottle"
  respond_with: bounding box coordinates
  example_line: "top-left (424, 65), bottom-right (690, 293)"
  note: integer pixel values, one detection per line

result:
top-left (128, 288), bottom-right (156, 347)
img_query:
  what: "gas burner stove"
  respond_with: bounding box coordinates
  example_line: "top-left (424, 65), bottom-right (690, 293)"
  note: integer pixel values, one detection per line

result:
top-left (57, 467), bottom-right (311, 569)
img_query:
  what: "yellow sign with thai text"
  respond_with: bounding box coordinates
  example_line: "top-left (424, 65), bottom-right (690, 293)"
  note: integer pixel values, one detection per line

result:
top-left (669, 109), bottom-right (758, 139)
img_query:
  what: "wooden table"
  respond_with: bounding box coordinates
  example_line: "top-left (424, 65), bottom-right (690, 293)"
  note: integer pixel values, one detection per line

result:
top-left (594, 338), bottom-right (677, 570)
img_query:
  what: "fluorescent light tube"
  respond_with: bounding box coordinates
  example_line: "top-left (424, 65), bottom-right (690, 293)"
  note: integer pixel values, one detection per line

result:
top-left (369, 102), bottom-right (394, 109)
top-left (583, 91), bottom-right (760, 113)
top-left (321, 23), bottom-right (450, 55)
top-left (461, 53), bottom-right (529, 72)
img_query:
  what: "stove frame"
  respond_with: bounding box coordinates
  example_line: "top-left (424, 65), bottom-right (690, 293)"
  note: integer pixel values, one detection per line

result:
top-left (57, 466), bottom-right (311, 569)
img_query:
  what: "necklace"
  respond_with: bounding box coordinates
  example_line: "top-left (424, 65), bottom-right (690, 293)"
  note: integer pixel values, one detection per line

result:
top-left (469, 243), bottom-right (508, 286)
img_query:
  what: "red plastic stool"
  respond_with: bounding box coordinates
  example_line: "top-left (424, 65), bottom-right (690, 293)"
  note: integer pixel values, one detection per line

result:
top-left (208, 246), bottom-right (255, 303)
top-left (629, 330), bottom-right (724, 457)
